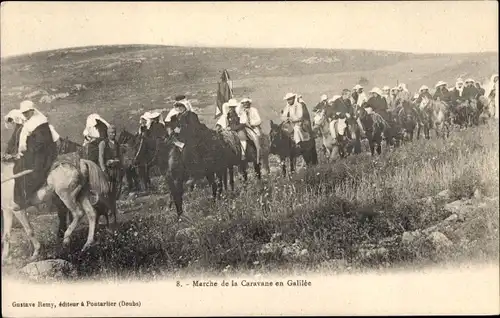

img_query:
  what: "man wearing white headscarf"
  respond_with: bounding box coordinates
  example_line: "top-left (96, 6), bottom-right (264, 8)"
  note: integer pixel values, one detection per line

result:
top-left (164, 94), bottom-right (194, 127)
top-left (238, 98), bottom-right (262, 164)
top-left (12, 101), bottom-right (58, 209)
top-left (4, 109), bottom-right (26, 156)
top-left (355, 85), bottom-right (368, 107)
top-left (396, 83), bottom-right (411, 106)
top-left (450, 78), bottom-right (465, 104)
top-left (282, 93), bottom-right (310, 145)
top-left (83, 113), bottom-right (110, 146)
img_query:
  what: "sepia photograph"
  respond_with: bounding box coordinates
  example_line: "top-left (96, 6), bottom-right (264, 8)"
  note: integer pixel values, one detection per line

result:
top-left (1, 1), bottom-right (499, 316)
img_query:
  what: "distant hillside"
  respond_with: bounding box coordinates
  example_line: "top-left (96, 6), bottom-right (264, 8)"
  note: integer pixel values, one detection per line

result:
top-left (1, 45), bottom-right (497, 150)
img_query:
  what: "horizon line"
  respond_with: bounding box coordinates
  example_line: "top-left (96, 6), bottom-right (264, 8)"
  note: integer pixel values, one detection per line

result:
top-left (2, 43), bottom-right (499, 60)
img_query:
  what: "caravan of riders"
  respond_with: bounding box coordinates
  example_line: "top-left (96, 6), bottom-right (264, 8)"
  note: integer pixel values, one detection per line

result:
top-left (1, 73), bottom-right (498, 262)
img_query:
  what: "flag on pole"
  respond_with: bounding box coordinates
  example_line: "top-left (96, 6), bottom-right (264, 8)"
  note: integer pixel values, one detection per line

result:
top-left (215, 69), bottom-right (233, 119)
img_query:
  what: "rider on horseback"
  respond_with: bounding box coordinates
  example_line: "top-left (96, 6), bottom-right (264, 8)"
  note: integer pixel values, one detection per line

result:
top-left (313, 94), bottom-right (329, 113)
top-left (281, 93), bottom-right (311, 145)
top-left (237, 98), bottom-right (262, 164)
top-left (365, 87), bottom-right (391, 123)
top-left (433, 81), bottom-right (450, 103)
top-left (11, 101), bottom-right (58, 210)
top-left (414, 85), bottom-right (433, 106)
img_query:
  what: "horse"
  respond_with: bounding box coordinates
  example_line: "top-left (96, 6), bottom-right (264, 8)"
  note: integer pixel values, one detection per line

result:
top-left (159, 119), bottom-right (228, 217)
top-left (118, 129), bottom-right (155, 194)
top-left (393, 101), bottom-right (419, 143)
top-left (269, 119), bottom-right (318, 176)
top-left (1, 156), bottom-right (106, 262)
top-left (312, 110), bottom-right (359, 161)
top-left (419, 97), bottom-right (450, 139)
top-left (355, 107), bottom-right (392, 156)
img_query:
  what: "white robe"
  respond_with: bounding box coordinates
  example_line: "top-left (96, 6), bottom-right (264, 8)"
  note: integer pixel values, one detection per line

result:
top-left (356, 92), bottom-right (368, 106)
top-left (238, 106), bottom-right (262, 136)
top-left (281, 101), bottom-right (310, 143)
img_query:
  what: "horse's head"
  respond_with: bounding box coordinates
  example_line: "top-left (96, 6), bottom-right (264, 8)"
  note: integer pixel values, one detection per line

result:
top-left (420, 96), bottom-right (431, 110)
top-left (313, 109), bottom-right (326, 127)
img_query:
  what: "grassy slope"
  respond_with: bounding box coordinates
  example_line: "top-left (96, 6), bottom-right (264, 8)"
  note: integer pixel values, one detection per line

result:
top-left (4, 123), bottom-right (499, 279)
top-left (1, 45), bottom-right (497, 149)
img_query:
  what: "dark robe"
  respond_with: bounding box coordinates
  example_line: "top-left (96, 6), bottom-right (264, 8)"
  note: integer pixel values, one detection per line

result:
top-left (14, 122), bottom-right (57, 208)
top-left (433, 87), bottom-right (451, 103)
top-left (462, 85), bottom-right (479, 100)
top-left (331, 98), bottom-right (353, 117)
top-left (95, 120), bottom-right (108, 139)
top-left (6, 124), bottom-right (23, 155)
top-left (99, 138), bottom-right (122, 195)
top-left (312, 101), bottom-right (329, 113)
top-left (227, 109), bottom-right (244, 131)
top-left (148, 121), bottom-right (166, 140)
top-left (366, 95), bottom-right (390, 122)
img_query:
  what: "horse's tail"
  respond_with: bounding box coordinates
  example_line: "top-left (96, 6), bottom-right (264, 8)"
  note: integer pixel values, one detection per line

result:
top-left (79, 159), bottom-right (110, 196)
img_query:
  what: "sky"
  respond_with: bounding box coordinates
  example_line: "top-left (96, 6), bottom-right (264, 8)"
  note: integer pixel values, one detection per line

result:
top-left (1, 1), bottom-right (498, 57)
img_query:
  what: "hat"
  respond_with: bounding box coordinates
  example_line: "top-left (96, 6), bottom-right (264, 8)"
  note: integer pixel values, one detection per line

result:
top-left (283, 93), bottom-right (297, 100)
top-left (419, 85), bottom-right (429, 92)
top-left (391, 87), bottom-right (398, 91)
top-left (320, 94), bottom-right (328, 102)
top-left (370, 87), bottom-right (382, 95)
top-left (456, 78), bottom-right (464, 84)
top-left (175, 94), bottom-right (187, 101)
top-left (240, 98), bottom-right (252, 104)
top-left (20, 100), bottom-right (35, 113)
top-left (353, 84), bottom-right (362, 90)
top-left (4, 109), bottom-right (25, 124)
top-left (435, 81), bottom-right (447, 88)
top-left (383, 86), bottom-right (390, 91)
top-left (398, 83), bottom-right (407, 90)
top-left (465, 78), bottom-right (475, 83)
top-left (227, 99), bottom-right (239, 107)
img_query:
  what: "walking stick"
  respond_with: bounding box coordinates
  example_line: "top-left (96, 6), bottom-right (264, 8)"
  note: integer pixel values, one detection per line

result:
top-left (1, 169), bottom-right (34, 184)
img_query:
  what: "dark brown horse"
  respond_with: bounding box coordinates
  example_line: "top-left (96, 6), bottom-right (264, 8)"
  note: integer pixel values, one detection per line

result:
top-left (269, 120), bottom-right (318, 176)
top-left (161, 114), bottom-right (229, 217)
top-left (392, 101), bottom-right (419, 143)
top-left (356, 107), bottom-right (393, 156)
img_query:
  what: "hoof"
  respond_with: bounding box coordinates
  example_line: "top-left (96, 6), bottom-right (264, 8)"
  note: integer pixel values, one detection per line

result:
top-left (81, 242), bottom-right (96, 253)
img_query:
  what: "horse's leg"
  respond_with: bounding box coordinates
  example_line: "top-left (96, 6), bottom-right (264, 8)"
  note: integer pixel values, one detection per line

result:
top-left (168, 177), bottom-right (184, 217)
top-left (57, 190), bottom-right (85, 249)
top-left (79, 195), bottom-right (98, 251)
top-left (229, 166), bottom-right (235, 191)
top-left (254, 161), bottom-right (262, 180)
top-left (222, 167), bottom-right (228, 192)
top-left (11, 209), bottom-right (41, 261)
top-left (240, 161), bottom-right (248, 182)
top-left (206, 173), bottom-right (217, 202)
top-left (280, 157), bottom-right (287, 176)
top-left (1, 208), bottom-right (14, 263)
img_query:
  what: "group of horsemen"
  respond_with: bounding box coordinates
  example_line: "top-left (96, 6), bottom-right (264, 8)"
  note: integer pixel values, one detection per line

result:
top-left (312, 76), bottom-right (498, 140)
top-left (3, 74), bottom-right (498, 211)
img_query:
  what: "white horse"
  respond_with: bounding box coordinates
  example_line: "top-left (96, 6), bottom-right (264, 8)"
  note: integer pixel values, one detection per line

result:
top-left (312, 110), bottom-right (351, 161)
top-left (1, 157), bottom-right (107, 263)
